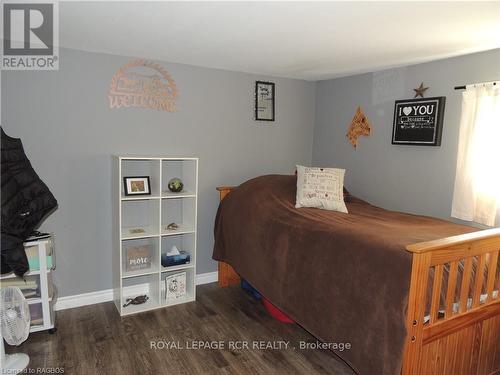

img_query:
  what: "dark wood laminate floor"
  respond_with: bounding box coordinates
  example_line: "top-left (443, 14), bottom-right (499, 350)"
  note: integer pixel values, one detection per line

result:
top-left (7, 283), bottom-right (355, 375)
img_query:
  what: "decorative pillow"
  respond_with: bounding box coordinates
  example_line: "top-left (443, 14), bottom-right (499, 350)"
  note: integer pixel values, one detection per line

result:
top-left (295, 165), bottom-right (348, 213)
top-left (295, 169), bottom-right (351, 203)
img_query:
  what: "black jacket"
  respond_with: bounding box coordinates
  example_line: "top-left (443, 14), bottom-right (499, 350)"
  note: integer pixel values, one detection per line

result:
top-left (1, 127), bottom-right (57, 276)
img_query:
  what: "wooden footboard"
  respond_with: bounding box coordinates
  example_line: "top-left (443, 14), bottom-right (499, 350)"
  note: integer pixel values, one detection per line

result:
top-left (216, 186), bottom-right (500, 374)
top-left (403, 228), bottom-right (500, 375)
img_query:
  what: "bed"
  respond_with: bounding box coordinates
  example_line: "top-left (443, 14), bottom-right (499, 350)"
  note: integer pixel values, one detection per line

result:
top-left (213, 175), bottom-right (500, 375)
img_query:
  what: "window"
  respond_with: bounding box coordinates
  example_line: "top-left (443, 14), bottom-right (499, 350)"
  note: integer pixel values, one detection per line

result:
top-left (451, 83), bottom-right (500, 226)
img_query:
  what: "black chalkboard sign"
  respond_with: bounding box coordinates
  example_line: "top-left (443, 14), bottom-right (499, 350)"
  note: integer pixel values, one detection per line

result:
top-left (392, 97), bottom-right (446, 146)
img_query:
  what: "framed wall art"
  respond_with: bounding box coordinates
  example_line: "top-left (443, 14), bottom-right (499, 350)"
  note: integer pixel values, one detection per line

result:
top-left (392, 96), bottom-right (446, 146)
top-left (254, 81), bottom-right (275, 121)
top-left (123, 176), bottom-right (151, 196)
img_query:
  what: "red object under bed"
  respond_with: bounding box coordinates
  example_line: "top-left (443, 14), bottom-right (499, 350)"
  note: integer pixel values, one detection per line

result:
top-left (262, 298), bottom-right (295, 324)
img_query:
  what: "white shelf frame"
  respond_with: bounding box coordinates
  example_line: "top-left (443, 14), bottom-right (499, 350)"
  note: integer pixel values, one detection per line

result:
top-left (113, 156), bottom-right (198, 316)
top-left (121, 196), bottom-right (161, 201)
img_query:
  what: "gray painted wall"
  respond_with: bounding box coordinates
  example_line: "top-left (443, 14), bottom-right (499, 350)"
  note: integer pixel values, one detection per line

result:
top-left (1, 47), bottom-right (315, 297)
top-left (3, 44), bottom-right (498, 298)
top-left (313, 49), bottom-right (500, 223)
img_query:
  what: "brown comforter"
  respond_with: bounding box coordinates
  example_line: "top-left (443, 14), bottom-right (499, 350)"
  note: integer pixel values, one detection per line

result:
top-left (213, 175), bottom-right (477, 375)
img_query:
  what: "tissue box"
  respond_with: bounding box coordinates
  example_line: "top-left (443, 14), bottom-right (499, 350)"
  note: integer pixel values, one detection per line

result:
top-left (161, 251), bottom-right (190, 268)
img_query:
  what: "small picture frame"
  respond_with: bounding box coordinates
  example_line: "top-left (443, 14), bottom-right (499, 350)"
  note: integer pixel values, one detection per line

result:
top-left (123, 176), bottom-right (151, 196)
top-left (255, 81), bottom-right (275, 121)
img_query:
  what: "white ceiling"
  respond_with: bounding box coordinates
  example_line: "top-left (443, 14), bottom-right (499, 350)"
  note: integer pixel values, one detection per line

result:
top-left (58, 1), bottom-right (500, 81)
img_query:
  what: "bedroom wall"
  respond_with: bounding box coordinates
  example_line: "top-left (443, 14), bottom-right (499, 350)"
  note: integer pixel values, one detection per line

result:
top-left (313, 48), bottom-right (500, 224)
top-left (1, 47), bottom-right (316, 297)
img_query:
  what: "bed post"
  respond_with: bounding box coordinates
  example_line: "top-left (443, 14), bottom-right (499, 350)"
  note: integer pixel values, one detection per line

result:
top-left (401, 252), bottom-right (431, 374)
top-left (216, 186), bottom-right (241, 287)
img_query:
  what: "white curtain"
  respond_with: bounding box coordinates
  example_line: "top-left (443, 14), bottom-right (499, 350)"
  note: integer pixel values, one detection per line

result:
top-left (451, 84), bottom-right (500, 226)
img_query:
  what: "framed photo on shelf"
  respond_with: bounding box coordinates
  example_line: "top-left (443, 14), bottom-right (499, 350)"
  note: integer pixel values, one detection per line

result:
top-left (255, 81), bottom-right (275, 121)
top-left (125, 245), bottom-right (151, 272)
top-left (123, 176), bottom-right (151, 196)
top-left (391, 96), bottom-right (446, 146)
top-left (165, 272), bottom-right (187, 301)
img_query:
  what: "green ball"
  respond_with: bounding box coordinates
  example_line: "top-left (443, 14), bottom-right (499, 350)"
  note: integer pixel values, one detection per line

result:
top-left (168, 178), bottom-right (184, 192)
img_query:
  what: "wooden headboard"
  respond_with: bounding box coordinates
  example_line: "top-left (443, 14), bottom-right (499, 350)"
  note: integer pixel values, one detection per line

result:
top-left (216, 186), bottom-right (236, 201)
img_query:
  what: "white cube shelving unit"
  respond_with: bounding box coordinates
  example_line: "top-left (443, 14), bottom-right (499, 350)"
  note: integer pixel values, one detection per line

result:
top-left (113, 157), bottom-right (198, 316)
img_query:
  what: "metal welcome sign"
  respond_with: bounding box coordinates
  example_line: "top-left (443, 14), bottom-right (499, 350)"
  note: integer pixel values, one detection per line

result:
top-left (108, 60), bottom-right (178, 112)
top-left (392, 96), bottom-right (446, 146)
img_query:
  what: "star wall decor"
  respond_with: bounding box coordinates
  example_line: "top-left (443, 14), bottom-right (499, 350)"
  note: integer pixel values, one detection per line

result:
top-left (413, 82), bottom-right (429, 98)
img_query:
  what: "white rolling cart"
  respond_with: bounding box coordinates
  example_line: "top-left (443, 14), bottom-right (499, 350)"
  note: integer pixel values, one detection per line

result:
top-left (0, 234), bottom-right (57, 334)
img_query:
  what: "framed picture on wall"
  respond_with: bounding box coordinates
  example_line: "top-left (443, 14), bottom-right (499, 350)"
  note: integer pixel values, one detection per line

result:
top-left (255, 81), bottom-right (275, 121)
top-left (392, 96), bottom-right (446, 146)
top-left (123, 176), bottom-right (151, 196)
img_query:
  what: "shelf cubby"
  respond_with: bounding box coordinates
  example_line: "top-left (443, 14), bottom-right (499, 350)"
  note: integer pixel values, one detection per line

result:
top-left (121, 274), bottom-right (159, 315)
top-left (160, 233), bottom-right (195, 270)
top-left (121, 199), bottom-right (160, 239)
top-left (121, 159), bottom-right (161, 198)
top-left (161, 197), bottom-right (196, 236)
top-left (121, 237), bottom-right (159, 278)
top-left (161, 159), bottom-right (197, 197)
top-left (161, 267), bottom-right (196, 307)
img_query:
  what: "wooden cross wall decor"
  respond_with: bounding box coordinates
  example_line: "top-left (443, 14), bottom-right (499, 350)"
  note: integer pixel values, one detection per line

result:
top-left (346, 106), bottom-right (372, 148)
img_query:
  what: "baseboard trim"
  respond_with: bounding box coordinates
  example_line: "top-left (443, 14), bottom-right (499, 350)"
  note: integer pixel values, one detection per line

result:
top-left (54, 271), bottom-right (218, 311)
top-left (54, 288), bottom-right (113, 311)
top-left (195, 270), bottom-right (218, 285)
